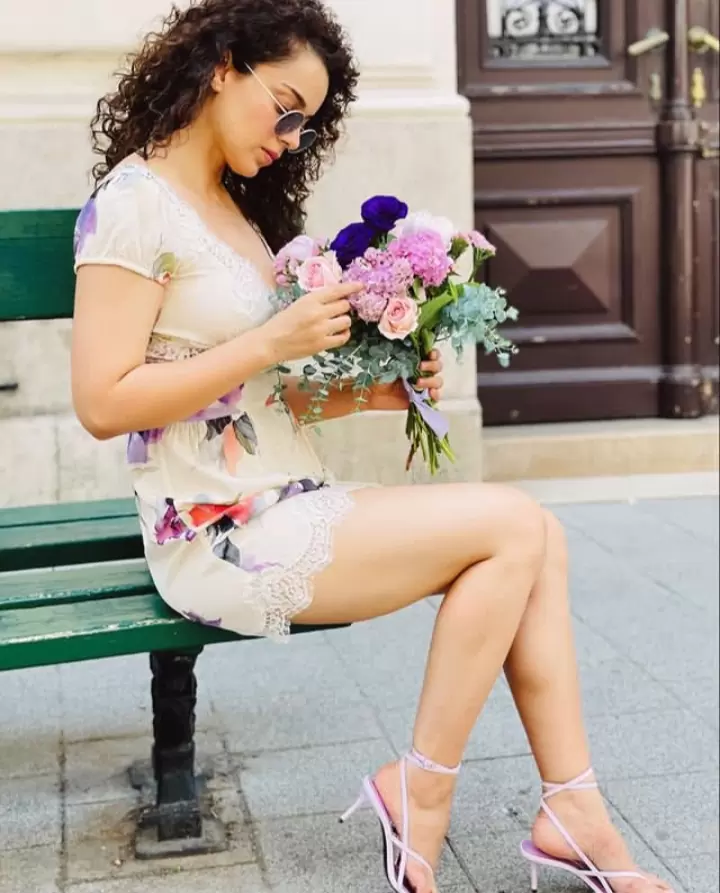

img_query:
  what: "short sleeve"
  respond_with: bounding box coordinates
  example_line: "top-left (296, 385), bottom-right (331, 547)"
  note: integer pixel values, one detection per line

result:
top-left (73, 169), bottom-right (178, 284)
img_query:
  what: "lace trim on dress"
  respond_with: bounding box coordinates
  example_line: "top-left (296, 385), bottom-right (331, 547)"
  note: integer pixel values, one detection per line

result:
top-left (118, 164), bottom-right (274, 322)
top-left (250, 487), bottom-right (357, 642)
top-left (146, 333), bottom-right (207, 363)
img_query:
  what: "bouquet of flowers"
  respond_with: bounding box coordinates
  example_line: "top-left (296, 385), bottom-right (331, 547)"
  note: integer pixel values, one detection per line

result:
top-left (272, 196), bottom-right (518, 475)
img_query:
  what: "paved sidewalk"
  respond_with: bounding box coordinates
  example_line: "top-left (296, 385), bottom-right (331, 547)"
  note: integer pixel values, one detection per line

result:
top-left (1, 496), bottom-right (718, 893)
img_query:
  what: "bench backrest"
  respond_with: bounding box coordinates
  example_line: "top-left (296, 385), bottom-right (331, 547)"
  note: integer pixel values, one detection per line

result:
top-left (0, 209), bottom-right (78, 321)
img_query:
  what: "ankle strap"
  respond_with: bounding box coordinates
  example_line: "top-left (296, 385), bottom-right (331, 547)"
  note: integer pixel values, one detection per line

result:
top-left (406, 747), bottom-right (461, 776)
top-left (542, 767), bottom-right (597, 800)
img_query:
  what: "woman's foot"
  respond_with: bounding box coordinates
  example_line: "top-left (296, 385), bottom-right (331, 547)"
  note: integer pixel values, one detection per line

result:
top-left (373, 759), bottom-right (457, 893)
top-left (530, 777), bottom-right (674, 893)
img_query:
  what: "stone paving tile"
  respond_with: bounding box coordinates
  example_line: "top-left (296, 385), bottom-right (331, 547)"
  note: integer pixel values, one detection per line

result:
top-left (0, 666), bottom-right (61, 781)
top-left (60, 654), bottom-right (216, 744)
top-left (0, 774), bottom-right (61, 852)
top-left (584, 708), bottom-right (718, 781)
top-left (668, 853), bottom-right (720, 893)
top-left (451, 805), bottom-right (688, 893)
top-left (254, 812), bottom-right (469, 892)
top-left (67, 863), bottom-right (270, 893)
top-left (661, 675), bottom-right (719, 730)
top-left (570, 575), bottom-right (718, 683)
top-left (240, 739), bottom-right (394, 821)
top-left (220, 689), bottom-right (385, 756)
top-left (65, 731), bottom-right (223, 806)
top-left (0, 845), bottom-right (61, 893)
top-left (65, 796), bottom-right (256, 885)
top-left (578, 657), bottom-right (680, 717)
top-left (449, 755), bottom-right (538, 840)
top-left (635, 497), bottom-right (720, 545)
top-left (201, 631), bottom-right (356, 702)
top-left (605, 772), bottom-right (719, 858)
top-left (559, 501), bottom-right (719, 620)
top-left (325, 602), bottom-right (436, 712)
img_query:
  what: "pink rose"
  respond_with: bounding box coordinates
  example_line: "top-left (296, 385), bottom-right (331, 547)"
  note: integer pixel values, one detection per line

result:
top-left (284, 235), bottom-right (322, 263)
top-left (297, 253), bottom-right (343, 291)
top-left (378, 295), bottom-right (419, 341)
top-left (273, 235), bottom-right (323, 280)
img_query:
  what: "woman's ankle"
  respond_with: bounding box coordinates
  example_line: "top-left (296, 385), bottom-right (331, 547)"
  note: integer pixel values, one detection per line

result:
top-left (375, 760), bottom-right (456, 811)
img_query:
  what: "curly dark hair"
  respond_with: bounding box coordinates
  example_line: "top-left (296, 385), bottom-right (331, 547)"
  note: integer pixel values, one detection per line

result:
top-left (90, 0), bottom-right (359, 252)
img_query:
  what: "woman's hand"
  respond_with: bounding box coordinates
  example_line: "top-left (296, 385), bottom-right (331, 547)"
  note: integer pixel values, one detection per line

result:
top-left (259, 282), bottom-right (362, 365)
top-left (368, 350), bottom-right (445, 411)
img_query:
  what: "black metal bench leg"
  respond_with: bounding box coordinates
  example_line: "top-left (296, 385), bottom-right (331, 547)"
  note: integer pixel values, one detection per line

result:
top-left (134, 646), bottom-right (226, 859)
top-left (151, 646), bottom-right (203, 840)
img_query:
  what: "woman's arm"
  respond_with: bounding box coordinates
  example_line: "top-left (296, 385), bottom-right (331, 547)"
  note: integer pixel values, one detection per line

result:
top-left (72, 266), bottom-right (275, 439)
top-left (72, 265), bottom-right (357, 440)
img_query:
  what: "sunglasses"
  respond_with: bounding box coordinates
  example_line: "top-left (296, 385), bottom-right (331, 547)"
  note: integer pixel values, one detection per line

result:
top-left (244, 63), bottom-right (317, 154)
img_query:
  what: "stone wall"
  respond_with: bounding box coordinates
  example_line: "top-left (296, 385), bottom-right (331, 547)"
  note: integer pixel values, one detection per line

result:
top-left (0, 0), bottom-right (481, 507)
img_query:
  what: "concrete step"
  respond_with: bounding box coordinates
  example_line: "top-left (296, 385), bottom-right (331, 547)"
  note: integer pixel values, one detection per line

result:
top-left (483, 417), bottom-right (719, 482)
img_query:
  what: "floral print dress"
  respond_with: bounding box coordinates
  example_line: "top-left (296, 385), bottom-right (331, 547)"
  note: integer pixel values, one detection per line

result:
top-left (73, 163), bottom-right (362, 641)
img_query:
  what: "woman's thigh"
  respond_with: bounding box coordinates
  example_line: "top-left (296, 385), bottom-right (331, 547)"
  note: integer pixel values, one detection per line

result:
top-left (292, 481), bottom-right (546, 627)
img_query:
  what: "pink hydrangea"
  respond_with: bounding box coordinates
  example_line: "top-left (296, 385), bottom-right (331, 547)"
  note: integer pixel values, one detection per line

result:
top-left (345, 248), bottom-right (414, 322)
top-left (388, 231), bottom-right (453, 287)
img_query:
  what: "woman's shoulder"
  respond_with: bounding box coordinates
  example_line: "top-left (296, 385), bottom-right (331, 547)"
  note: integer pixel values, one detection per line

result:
top-left (73, 161), bottom-right (177, 281)
top-left (76, 160), bottom-right (163, 226)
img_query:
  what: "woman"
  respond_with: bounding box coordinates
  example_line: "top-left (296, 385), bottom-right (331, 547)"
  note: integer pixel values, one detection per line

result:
top-left (70, 2), bottom-right (672, 892)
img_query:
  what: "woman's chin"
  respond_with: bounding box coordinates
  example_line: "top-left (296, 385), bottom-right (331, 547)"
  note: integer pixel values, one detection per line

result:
top-left (226, 156), bottom-right (264, 178)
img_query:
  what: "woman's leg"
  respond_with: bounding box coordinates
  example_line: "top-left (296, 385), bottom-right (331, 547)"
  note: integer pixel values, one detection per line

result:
top-left (504, 511), bottom-right (671, 891)
top-left (293, 481), bottom-right (548, 893)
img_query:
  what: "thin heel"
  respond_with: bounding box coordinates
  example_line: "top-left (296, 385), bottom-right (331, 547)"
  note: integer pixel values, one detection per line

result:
top-left (339, 791), bottom-right (366, 824)
top-left (530, 862), bottom-right (539, 892)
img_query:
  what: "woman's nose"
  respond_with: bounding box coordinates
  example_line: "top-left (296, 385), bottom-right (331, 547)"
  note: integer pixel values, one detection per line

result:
top-left (282, 128), bottom-right (302, 153)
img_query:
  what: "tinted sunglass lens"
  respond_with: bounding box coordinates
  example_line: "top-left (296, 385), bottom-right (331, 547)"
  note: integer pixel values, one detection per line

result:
top-left (275, 111), bottom-right (305, 136)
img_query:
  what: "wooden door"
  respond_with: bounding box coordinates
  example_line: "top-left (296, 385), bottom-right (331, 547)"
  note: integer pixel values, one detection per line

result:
top-left (458, 0), bottom-right (719, 425)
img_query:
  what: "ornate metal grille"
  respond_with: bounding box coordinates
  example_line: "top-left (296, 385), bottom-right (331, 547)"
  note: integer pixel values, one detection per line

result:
top-left (487, 1), bottom-right (601, 60)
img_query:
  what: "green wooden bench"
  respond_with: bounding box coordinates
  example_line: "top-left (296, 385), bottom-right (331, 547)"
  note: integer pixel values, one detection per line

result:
top-left (0, 208), bottom-right (347, 858)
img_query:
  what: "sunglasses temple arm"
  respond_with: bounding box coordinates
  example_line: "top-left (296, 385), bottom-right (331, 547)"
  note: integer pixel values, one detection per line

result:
top-left (243, 63), bottom-right (289, 114)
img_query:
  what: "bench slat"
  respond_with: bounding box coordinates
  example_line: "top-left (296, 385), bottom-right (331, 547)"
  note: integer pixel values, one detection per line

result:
top-left (0, 209), bottom-right (77, 321)
top-left (0, 592), bottom-right (241, 671)
top-left (0, 498), bottom-right (136, 529)
top-left (0, 515), bottom-right (144, 571)
top-left (0, 560), bottom-right (152, 610)
top-left (0, 590), bottom-right (340, 671)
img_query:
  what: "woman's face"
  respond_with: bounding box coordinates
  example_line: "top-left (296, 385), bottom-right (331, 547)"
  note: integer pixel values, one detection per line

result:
top-left (210, 45), bottom-right (330, 177)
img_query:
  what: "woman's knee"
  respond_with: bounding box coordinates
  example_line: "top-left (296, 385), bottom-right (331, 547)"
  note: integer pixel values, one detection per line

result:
top-left (490, 485), bottom-right (548, 574)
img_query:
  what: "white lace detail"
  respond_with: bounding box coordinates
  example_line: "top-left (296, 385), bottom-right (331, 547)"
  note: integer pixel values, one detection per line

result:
top-left (146, 334), bottom-right (207, 363)
top-left (120, 164), bottom-right (274, 323)
top-left (252, 487), bottom-right (357, 642)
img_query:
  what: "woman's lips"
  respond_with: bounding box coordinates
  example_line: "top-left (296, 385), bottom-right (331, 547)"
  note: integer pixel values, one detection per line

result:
top-left (263, 148), bottom-right (278, 163)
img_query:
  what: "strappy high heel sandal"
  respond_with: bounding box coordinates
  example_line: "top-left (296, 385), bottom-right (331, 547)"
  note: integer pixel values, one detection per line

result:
top-left (520, 768), bottom-right (671, 893)
top-left (340, 747), bottom-right (461, 893)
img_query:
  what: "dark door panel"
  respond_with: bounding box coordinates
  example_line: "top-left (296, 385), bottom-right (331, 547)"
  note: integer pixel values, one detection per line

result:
top-left (474, 157), bottom-right (661, 423)
top-left (459, 0), bottom-right (717, 425)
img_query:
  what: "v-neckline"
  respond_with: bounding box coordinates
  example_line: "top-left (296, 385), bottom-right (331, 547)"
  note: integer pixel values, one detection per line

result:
top-left (114, 161), bottom-right (277, 294)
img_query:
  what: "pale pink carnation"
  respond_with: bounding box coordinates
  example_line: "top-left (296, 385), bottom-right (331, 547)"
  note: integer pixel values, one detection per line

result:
top-left (388, 231), bottom-right (453, 287)
top-left (345, 248), bottom-right (414, 322)
top-left (465, 231), bottom-right (496, 255)
top-left (378, 296), bottom-right (419, 341)
top-left (296, 253), bottom-right (342, 291)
